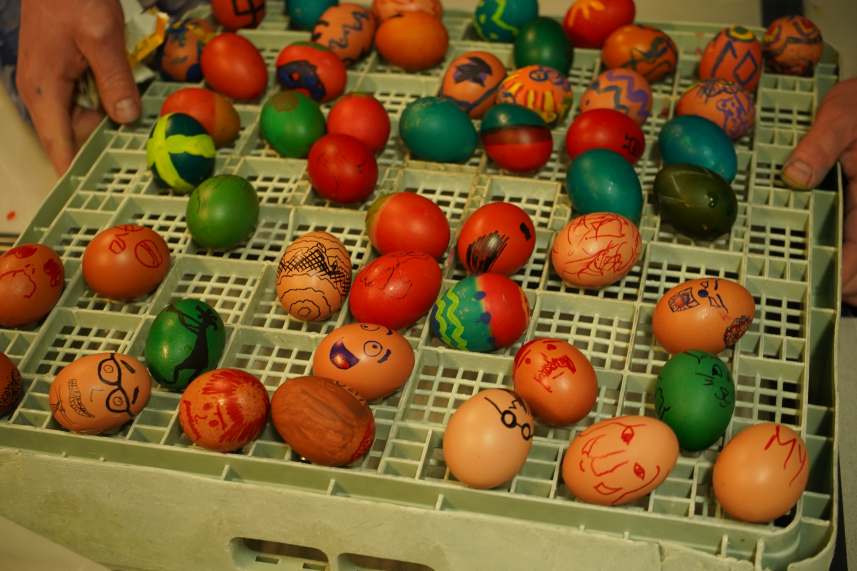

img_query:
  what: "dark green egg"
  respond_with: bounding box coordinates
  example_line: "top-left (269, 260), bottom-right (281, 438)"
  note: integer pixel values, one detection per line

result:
top-left (145, 299), bottom-right (226, 391)
top-left (654, 164), bottom-right (737, 241)
top-left (655, 350), bottom-right (735, 451)
top-left (513, 17), bottom-right (573, 74)
top-left (400, 96), bottom-right (478, 163)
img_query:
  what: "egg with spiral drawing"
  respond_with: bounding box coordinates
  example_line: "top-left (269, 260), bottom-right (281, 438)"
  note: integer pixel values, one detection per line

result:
top-left (276, 232), bottom-right (352, 321)
top-left (311, 3), bottom-right (377, 66)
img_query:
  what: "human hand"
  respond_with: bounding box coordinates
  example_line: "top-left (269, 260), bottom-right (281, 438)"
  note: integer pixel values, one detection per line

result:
top-left (16, 0), bottom-right (141, 174)
top-left (782, 78), bottom-right (857, 305)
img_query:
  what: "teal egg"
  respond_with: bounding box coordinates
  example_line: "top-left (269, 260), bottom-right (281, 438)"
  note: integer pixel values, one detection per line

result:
top-left (288, 0), bottom-right (337, 30)
top-left (566, 149), bottom-right (643, 223)
top-left (400, 97), bottom-right (478, 163)
top-left (513, 17), bottom-right (573, 74)
top-left (146, 113), bottom-right (216, 194)
top-left (473, 0), bottom-right (538, 42)
top-left (659, 115), bottom-right (738, 183)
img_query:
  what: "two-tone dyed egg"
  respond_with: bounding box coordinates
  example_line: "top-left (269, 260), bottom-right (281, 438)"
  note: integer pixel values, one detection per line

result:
top-left (146, 113), bottom-right (216, 193)
top-left (160, 87), bottom-right (241, 148)
top-left (676, 79), bottom-right (755, 140)
top-left (159, 18), bottom-right (214, 82)
top-left (440, 51), bottom-right (507, 119)
top-left (480, 103), bottom-right (553, 172)
top-left (496, 65), bottom-right (573, 125)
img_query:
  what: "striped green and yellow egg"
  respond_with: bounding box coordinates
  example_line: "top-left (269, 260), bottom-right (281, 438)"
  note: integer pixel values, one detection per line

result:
top-left (146, 112), bottom-right (216, 194)
top-left (473, 0), bottom-right (538, 42)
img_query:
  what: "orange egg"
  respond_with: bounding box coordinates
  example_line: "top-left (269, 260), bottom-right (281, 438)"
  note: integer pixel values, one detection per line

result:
top-left (579, 68), bottom-right (652, 125)
top-left (311, 4), bottom-right (377, 66)
top-left (763, 16), bottom-right (823, 77)
top-left (512, 338), bottom-right (597, 425)
top-left (496, 65), bottom-right (574, 125)
top-left (312, 323), bottom-right (415, 401)
top-left (699, 26), bottom-right (763, 93)
top-left (49, 353), bottom-right (152, 434)
top-left (562, 415), bottom-right (678, 505)
top-left (602, 24), bottom-right (678, 82)
top-left (676, 79), bottom-right (755, 140)
top-left (373, 0), bottom-right (442, 21)
top-left (652, 277), bottom-right (755, 355)
top-left (0, 352), bottom-right (22, 417)
top-left (375, 12), bottom-right (449, 72)
top-left (83, 224), bottom-right (171, 300)
top-left (160, 87), bottom-right (241, 148)
top-left (440, 51), bottom-right (506, 118)
top-left (0, 243), bottom-right (64, 327)
top-left (713, 423), bottom-right (809, 523)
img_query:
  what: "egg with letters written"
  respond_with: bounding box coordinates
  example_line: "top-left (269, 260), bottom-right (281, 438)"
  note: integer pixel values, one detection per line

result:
top-left (676, 79), bottom-right (754, 140)
top-left (602, 24), bottom-right (678, 82)
top-left (565, 108), bottom-right (645, 164)
top-left (311, 4), bottom-right (376, 66)
top-left (160, 87), bottom-right (241, 148)
top-left (562, 415), bottom-right (678, 505)
top-left (700, 25), bottom-right (763, 93)
top-left (440, 51), bottom-right (506, 119)
top-left (83, 225), bottom-right (171, 300)
top-left (0, 352), bottom-right (22, 417)
top-left (0, 243), bottom-right (64, 328)
top-left (496, 65), bottom-right (574, 126)
top-left (456, 202), bottom-right (536, 276)
top-left (763, 16), bottom-right (823, 77)
top-left (579, 68), bottom-right (652, 126)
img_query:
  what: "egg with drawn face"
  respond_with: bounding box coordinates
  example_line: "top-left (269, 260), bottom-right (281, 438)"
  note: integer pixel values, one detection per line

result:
top-left (312, 323), bottom-right (416, 401)
top-left (562, 415), bottom-right (678, 505)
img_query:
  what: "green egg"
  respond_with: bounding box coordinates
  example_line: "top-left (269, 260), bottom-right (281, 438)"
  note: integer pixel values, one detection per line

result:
top-left (566, 149), bottom-right (643, 223)
top-left (654, 164), bottom-right (737, 241)
top-left (513, 17), bottom-right (573, 74)
top-left (473, 0), bottom-right (538, 42)
top-left (260, 90), bottom-right (326, 158)
top-left (145, 299), bottom-right (226, 391)
top-left (655, 350), bottom-right (735, 451)
top-left (400, 97), bottom-right (478, 163)
top-left (187, 175), bottom-right (259, 250)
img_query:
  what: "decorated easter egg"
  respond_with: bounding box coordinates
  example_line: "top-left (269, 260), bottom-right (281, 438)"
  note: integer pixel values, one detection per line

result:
top-left (187, 175), bottom-right (259, 250)
top-left (654, 164), bottom-right (737, 241)
top-left (566, 149), bottom-right (643, 222)
top-left (288, 0), bottom-right (337, 30)
top-left (49, 353), bottom-right (152, 435)
top-left (0, 244), bottom-right (64, 328)
top-left (579, 68), bottom-right (652, 125)
top-left (349, 251), bottom-right (442, 330)
top-left (201, 32), bottom-right (268, 101)
top-left (83, 225), bottom-right (170, 300)
top-left (440, 51), bottom-right (507, 118)
top-left (178, 368), bottom-right (269, 452)
top-left (313, 323), bottom-right (415, 400)
top-left (550, 213), bottom-right (641, 288)
top-left (443, 388), bottom-right (533, 488)
top-left (373, 0), bottom-right (442, 21)
top-left (512, 338), bottom-right (597, 425)
top-left (276, 231), bottom-right (352, 321)
top-left (652, 277), bottom-right (755, 354)
top-left (602, 24), bottom-right (678, 82)
top-left (713, 423), bottom-right (809, 523)
top-left (496, 65), bottom-right (573, 125)
top-left (676, 79), bottom-right (755, 140)
top-left (0, 352), bottom-right (22, 417)
top-left (456, 202), bottom-right (536, 275)
top-left (481, 103), bottom-right (552, 172)
top-left (271, 376), bottom-right (375, 466)
top-left (473, 0), bottom-right (538, 42)
top-left (275, 42), bottom-right (347, 103)
top-left (430, 274), bottom-right (530, 352)
top-left (160, 87), bottom-right (241, 148)
top-left (260, 90), bottom-right (326, 158)
top-left (366, 192), bottom-right (450, 259)
top-left (563, 0), bottom-right (635, 49)
top-left (658, 115), bottom-right (737, 183)
top-left (159, 18), bottom-right (214, 82)
top-left (146, 113), bottom-right (215, 193)
top-left (514, 17), bottom-right (573, 74)
top-left (311, 4), bottom-right (376, 66)
top-left (145, 299), bottom-right (226, 391)
top-left (763, 16), bottom-right (823, 77)
top-left (327, 93), bottom-right (391, 153)
top-left (700, 25), bottom-right (763, 92)
top-left (376, 12), bottom-right (448, 72)
top-left (399, 97), bottom-right (478, 163)
top-left (308, 134), bottom-right (378, 203)
top-left (562, 416), bottom-right (678, 505)
top-left (565, 108), bottom-right (645, 163)
top-left (211, 0), bottom-right (266, 29)
top-left (655, 350), bottom-right (734, 451)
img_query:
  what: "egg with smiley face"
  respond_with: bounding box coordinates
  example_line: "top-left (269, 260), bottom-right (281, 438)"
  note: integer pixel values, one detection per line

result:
top-left (312, 323), bottom-right (415, 401)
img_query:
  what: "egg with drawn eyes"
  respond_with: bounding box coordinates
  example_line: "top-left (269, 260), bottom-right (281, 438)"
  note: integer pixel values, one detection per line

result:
top-left (312, 323), bottom-right (415, 401)
top-left (562, 415), bottom-right (678, 506)
top-left (48, 353), bottom-right (152, 435)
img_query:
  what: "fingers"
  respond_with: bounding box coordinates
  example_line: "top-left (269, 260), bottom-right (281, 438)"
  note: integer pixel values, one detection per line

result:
top-left (72, 106), bottom-right (105, 149)
top-left (16, 71), bottom-right (77, 174)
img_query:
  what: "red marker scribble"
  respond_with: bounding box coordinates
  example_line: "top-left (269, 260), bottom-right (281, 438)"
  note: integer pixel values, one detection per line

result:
top-left (200, 371), bottom-right (265, 445)
top-left (181, 399), bottom-right (202, 441)
top-left (7, 245), bottom-right (37, 259)
top-left (43, 258), bottom-right (63, 288)
top-left (135, 240), bottom-right (165, 268)
top-left (763, 425), bottom-right (808, 486)
top-left (5, 210), bottom-right (15, 222)
top-left (556, 214), bottom-right (640, 280)
top-left (0, 265), bottom-right (36, 298)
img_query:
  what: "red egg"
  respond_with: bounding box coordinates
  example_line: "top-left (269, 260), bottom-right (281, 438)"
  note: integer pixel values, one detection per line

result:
top-left (366, 192), bottom-right (450, 259)
top-left (311, 4), bottom-right (377, 66)
top-left (201, 33), bottom-right (268, 101)
top-left (565, 108), bottom-right (645, 163)
top-left (563, 0), bottom-right (635, 49)
top-left (211, 0), bottom-right (266, 30)
top-left (602, 24), bottom-right (678, 82)
top-left (308, 134), bottom-right (378, 203)
top-left (275, 42), bottom-right (347, 103)
top-left (160, 87), bottom-right (241, 148)
top-left (82, 224), bottom-right (171, 300)
top-left (349, 251), bottom-right (442, 330)
top-left (700, 25), bottom-right (763, 93)
top-left (327, 93), bottom-right (391, 153)
top-left (0, 244), bottom-right (64, 328)
top-left (457, 202), bottom-right (535, 275)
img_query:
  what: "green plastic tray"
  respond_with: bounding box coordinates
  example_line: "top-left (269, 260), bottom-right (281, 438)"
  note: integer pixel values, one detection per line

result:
top-left (0, 5), bottom-right (842, 571)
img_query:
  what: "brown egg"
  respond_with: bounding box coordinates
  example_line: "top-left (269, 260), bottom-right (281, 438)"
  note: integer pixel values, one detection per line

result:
top-left (0, 243), bottom-right (64, 327)
top-left (311, 4), bottom-right (376, 66)
top-left (312, 323), bottom-right (415, 401)
top-left (676, 79), bottom-right (755, 140)
top-left (512, 338), bottom-right (597, 425)
top-left (271, 376), bottom-right (375, 466)
top-left (49, 353), bottom-right (152, 435)
top-left (652, 277), bottom-right (755, 355)
top-left (276, 231), bottom-right (352, 321)
top-left (443, 388), bottom-right (533, 489)
top-left (82, 224), bottom-right (171, 300)
top-left (372, 0), bottom-right (442, 21)
top-left (714, 423), bottom-right (809, 522)
top-left (375, 12), bottom-right (449, 72)
top-left (0, 352), bottom-right (22, 417)
top-left (601, 24), bottom-right (678, 82)
top-left (178, 368), bottom-right (270, 453)
top-left (439, 51), bottom-right (506, 118)
top-left (562, 415), bottom-right (678, 505)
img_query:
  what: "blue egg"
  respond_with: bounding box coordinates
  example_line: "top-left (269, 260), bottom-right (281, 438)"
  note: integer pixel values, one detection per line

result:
top-left (658, 115), bottom-right (738, 183)
top-left (566, 149), bottom-right (643, 223)
top-left (473, 0), bottom-right (538, 42)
